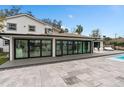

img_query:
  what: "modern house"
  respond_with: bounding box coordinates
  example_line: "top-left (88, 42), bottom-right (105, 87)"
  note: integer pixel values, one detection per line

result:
top-left (0, 14), bottom-right (103, 61)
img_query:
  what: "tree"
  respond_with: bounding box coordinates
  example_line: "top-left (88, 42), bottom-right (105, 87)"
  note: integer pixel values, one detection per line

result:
top-left (42, 18), bottom-right (62, 29)
top-left (91, 29), bottom-right (101, 38)
top-left (118, 36), bottom-right (123, 39)
top-left (0, 6), bottom-right (35, 32)
top-left (57, 20), bottom-right (62, 28)
top-left (1, 6), bottom-right (21, 17)
top-left (0, 11), bottom-right (6, 32)
top-left (59, 28), bottom-right (69, 33)
top-left (75, 25), bottom-right (83, 34)
top-left (0, 6), bottom-right (21, 32)
top-left (64, 28), bottom-right (69, 33)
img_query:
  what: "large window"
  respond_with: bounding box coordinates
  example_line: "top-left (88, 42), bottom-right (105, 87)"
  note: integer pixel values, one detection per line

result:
top-left (29, 40), bottom-right (41, 57)
top-left (15, 39), bottom-right (52, 59)
top-left (78, 41), bottom-right (83, 54)
top-left (73, 41), bottom-right (78, 54)
top-left (56, 40), bottom-right (62, 56)
top-left (42, 40), bottom-right (52, 56)
top-left (56, 40), bottom-right (91, 56)
top-left (68, 41), bottom-right (73, 55)
top-left (62, 41), bottom-right (68, 55)
top-left (83, 41), bottom-right (91, 53)
top-left (83, 41), bottom-right (86, 53)
top-left (15, 40), bottom-right (28, 58)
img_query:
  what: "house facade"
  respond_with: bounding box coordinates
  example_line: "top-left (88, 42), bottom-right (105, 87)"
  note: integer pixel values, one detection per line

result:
top-left (0, 14), bottom-right (103, 61)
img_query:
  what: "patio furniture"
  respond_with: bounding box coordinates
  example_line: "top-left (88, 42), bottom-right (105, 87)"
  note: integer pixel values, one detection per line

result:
top-left (104, 47), bottom-right (114, 51)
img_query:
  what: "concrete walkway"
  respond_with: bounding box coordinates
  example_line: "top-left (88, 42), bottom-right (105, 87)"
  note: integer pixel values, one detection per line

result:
top-left (0, 50), bottom-right (124, 70)
top-left (0, 53), bottom-right (124, 87)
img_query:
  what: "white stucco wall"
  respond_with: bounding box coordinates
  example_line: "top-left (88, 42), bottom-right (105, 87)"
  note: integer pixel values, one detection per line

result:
top-left (0, 39), bottom-right (9, 52)
top-left (4, 15), bottom-right (52, 34)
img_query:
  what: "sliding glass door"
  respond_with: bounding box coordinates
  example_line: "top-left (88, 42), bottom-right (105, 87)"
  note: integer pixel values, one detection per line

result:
top-left (56, 40), bottom-right (92, 56)
top-left (29, 40), bottom-right (41, 57)
top-left (42, 40), bottom-right (52, 57)
top-left (15, 39), bottom-right (92, 59)
top-left (68, 41), bottom-right (73, 55)
top-left (73, 41), bottom-right (78, 54)
top-left (15, 39), bottom-right (52, 59)
top-left (83, 41), bottom-right (91, 53)
top-left (15, 40), bottom-right (28, 59)
top-left (78, 41), bottom-right (83, 54)
top-left (56, 40), bottom-right (62, 56)
top-left (63, 41), bottom-right (68, 55)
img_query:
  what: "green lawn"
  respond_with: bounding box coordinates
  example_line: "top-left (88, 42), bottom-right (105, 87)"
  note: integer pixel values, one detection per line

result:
top-left (0, 53), bottom-right (9, 65)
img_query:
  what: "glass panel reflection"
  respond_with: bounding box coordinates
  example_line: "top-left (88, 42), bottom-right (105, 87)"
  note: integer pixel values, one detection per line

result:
top-left (15, 40), bottom-right (28, 58)
top-left (29, 40), bottom-right (40, 57)
top-left (42, 40), bottom-right (52, 56)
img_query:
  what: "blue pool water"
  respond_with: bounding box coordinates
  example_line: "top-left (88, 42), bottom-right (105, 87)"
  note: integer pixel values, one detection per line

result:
top-left (116, 55), bottom-right (124, 60)
top-left (109, 55), bottom-right (124, 62)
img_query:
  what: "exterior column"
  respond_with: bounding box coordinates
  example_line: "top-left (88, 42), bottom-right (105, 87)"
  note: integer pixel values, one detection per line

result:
top-left (91, 41), bottom-right (94, 53)
top-left (10, 36), bottom-right (14, 61)
top-left (100, 41), bottom-right (103, 51)
top-left (52, 37), bottom-right (56, 57)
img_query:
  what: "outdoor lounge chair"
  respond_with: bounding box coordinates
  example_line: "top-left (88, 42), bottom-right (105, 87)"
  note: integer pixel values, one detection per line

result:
top-left (104, 47), bottom-right (114, 51)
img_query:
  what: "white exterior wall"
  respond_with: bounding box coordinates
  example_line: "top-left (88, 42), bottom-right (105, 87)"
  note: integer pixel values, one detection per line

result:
top-left (4, 15), bottom-right (52, 34)
top-left (0, 39), bottom-right (9, 52)
top-left (1, 15), bottom-right (53, 53)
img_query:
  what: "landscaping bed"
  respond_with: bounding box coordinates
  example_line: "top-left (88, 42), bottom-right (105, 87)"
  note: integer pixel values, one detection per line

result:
top-left (0, 53), bottom-right (9, 65)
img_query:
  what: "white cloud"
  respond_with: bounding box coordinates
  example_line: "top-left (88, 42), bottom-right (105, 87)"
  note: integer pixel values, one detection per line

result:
top-left (68, 14), bottom-right (74, 19)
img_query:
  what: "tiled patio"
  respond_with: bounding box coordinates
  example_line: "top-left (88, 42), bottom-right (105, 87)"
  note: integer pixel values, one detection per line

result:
top-left (0, 51), bottom-right (124, 87)
top-left (0, 50), bottom-right (124, 70)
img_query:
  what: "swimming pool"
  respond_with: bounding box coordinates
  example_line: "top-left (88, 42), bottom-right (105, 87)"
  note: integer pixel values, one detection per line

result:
top-left (109, 55), bottom-right (124, 62)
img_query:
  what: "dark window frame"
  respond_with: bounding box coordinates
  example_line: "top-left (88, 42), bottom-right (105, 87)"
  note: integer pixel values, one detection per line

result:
top-left (56, 40), bottom-right (92, 56)
top-left (3, 40), bottom-right (9, 46)
top-left (29, 39), bottom-right (41, 58)
top-left (41, 39), bottom-right (52, 57)
top-left (7, 23), bottom-right (17, 30)
top-left (14, 39), bottom-right (29, 59)
top-left (14, 38), bottom-right (52, 59)
top-left (29, 25), bottom-right (36, 32)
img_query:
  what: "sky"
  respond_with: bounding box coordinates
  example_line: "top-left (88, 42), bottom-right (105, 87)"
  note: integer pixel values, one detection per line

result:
top-left (0, 5), bottom-right (124, 38)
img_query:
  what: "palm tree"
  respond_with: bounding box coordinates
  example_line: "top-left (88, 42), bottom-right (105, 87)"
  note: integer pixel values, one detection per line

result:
top-left (75, 25), bottom-right (83, 34)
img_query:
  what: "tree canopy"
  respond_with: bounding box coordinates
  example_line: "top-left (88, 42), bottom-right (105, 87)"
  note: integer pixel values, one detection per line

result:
top-left (90, 29), bottom-right (101, 38)
top-left (42, 18), bottom-right (62, 29)
top-left (75, 25), bottom-right (83, 34)
top-left (0, 6), bottom-right (34, 32)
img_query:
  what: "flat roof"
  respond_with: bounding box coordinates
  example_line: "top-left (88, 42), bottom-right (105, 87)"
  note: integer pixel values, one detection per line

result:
top-left (0, 33), bottom-right (102, 40)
